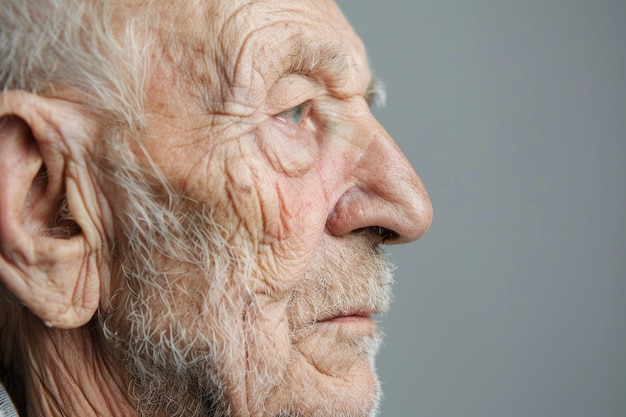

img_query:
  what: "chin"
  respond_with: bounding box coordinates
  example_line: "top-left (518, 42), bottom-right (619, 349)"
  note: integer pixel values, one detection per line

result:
top-left (260, 336), bottom-right (383, 417)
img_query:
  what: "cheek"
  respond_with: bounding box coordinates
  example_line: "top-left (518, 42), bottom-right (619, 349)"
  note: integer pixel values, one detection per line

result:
top-left (160, 124), bottom-right (333, 313)
top-left (255, 120), bottom-right (318, 178)
top-left (192, 133), bottom-right (329, 291)
top-left (186, 131), bottom-right (324, 240)
top-left (241, 177), bottom-right (330, 302)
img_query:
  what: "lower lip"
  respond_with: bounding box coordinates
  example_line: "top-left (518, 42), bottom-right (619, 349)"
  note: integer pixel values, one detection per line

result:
top-left (320, 315), bottom-right (377, 329)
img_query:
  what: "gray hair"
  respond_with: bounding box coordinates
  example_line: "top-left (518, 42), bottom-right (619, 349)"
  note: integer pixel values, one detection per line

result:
top-left (0, 0), bottom-right (149, 129)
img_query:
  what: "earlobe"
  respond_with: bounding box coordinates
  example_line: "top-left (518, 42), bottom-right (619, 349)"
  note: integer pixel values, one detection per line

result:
top-left (0, 91), bottom-right (104, 329)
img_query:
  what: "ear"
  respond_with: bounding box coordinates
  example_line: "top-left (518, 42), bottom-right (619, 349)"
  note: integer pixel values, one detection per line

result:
top-left (0, 91), bottom-right (106, 329)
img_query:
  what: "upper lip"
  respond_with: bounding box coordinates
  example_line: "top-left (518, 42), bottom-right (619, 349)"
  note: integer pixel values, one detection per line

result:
top-left (317, 309), bottom-right (373, 323)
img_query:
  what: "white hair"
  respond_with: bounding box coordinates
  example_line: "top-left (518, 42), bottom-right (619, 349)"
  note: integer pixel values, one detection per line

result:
top-left (98, 135), bottom-right (246, 416)
top-left (97, 135), bottom-right (392, 416)
top-left (0, 0), bottom-right (149, 129)
top-left (1, 3), bottom-right (392, 415)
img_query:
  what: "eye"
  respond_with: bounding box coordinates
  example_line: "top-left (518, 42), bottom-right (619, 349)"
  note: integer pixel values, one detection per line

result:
top-left (275, 101), bottom-right (311, 127)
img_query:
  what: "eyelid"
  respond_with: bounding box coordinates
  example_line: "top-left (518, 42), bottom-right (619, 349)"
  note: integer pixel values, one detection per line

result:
top-left (275, 100), bottom-right (312, 126)
top-left (267, 74), bottom-right (316, 109)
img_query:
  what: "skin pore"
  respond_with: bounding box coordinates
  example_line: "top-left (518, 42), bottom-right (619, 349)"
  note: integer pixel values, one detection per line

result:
top-left (0, 0), bottom-right (432, 416)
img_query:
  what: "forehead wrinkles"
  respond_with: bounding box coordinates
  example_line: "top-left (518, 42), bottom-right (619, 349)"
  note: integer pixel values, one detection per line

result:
top-left (215, 1), bottom-right (369, 108)
top-left (142, 2), bottom-right (228, 113)
top-left (143, 1), bottom-right (371, 117)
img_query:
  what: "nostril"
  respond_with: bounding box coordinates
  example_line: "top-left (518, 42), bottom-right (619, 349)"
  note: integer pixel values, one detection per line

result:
top-left (373, 226), bottom-right (399, 243)
top-left (355, 226), bottom-right (399, 244)
top-left (326, 182), bottom-right (430, 244)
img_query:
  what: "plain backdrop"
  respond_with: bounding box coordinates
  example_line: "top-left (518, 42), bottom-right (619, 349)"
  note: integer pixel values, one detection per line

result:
top-left (335, 1), bottom-right (626, 417)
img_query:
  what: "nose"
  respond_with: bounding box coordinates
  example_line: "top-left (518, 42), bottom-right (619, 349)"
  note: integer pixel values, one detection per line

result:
top-left (326, 116), bottom-right (432, 244)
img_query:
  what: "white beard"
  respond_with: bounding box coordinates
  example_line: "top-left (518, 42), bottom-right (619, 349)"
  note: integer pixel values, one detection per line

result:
top-left (98, 139), bottom-right (392, 417)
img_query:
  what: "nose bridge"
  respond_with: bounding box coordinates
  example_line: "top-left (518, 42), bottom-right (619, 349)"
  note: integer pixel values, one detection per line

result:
top-left (327, 111), bottom-right (432, 243)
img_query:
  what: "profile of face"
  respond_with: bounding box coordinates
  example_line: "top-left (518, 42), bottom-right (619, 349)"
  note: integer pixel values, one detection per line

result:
top-left (0, 1), bottom-right (431, 416)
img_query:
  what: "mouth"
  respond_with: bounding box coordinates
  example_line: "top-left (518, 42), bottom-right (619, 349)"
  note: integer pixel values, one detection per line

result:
top-left (318, 310), bottom-right (373, 323)
top-left (314, 310), bottom-right (381, 333)
top-left (310, 309), bottom-right (382, 349)
top-left (289, 308), bottom-right (382, 343)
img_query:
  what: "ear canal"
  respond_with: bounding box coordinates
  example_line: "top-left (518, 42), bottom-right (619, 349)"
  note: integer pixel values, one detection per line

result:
top-left (48, 194), bottom-right (82, 239)
top-left (34, 164), bottom-right (82, 239)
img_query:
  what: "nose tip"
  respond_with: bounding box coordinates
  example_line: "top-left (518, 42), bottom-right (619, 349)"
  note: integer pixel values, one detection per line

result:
top-left (326, 127), bottom-right (432, 244)
top-left (327, 184), bottom-right (431, 244)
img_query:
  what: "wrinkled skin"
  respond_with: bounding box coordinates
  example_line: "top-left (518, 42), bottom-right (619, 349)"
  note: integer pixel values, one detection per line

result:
top-left (0, 1), bottom-right (431, 416)
top-left (101, 1), bottom-right (431, 415)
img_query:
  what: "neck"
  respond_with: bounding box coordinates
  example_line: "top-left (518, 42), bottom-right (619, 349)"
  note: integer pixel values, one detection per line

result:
top-left (10, 310), bottom-right (139, 417)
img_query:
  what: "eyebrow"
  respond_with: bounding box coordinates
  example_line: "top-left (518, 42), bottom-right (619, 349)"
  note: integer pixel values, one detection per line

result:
top-left (284, 40), bottom-right (350, 78)
top-left (283, 38), bottom-right (384, 107)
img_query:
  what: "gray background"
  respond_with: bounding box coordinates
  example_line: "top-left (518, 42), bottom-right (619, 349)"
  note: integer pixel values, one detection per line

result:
top-left (335, 1), bottom-right (626, 416)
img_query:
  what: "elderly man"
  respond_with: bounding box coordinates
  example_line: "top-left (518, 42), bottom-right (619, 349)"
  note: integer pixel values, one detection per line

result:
top-left (0, 0), bottom-right (431, 416)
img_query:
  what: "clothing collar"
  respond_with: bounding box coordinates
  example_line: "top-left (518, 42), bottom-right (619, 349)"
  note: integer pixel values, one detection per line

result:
top-left (0, 381), bottom-right (19, 417)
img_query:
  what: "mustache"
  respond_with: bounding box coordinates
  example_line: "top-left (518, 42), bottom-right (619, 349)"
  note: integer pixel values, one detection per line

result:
top-left (286, 236), bottom-right (395, 339)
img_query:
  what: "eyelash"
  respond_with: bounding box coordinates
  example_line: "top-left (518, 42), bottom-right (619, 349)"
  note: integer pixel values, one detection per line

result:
top-left (276, 101), bottom-right (312, 128)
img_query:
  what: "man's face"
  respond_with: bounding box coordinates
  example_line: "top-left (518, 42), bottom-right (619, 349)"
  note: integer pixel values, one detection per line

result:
top-left (101, 1), bottom-right (431, 416)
